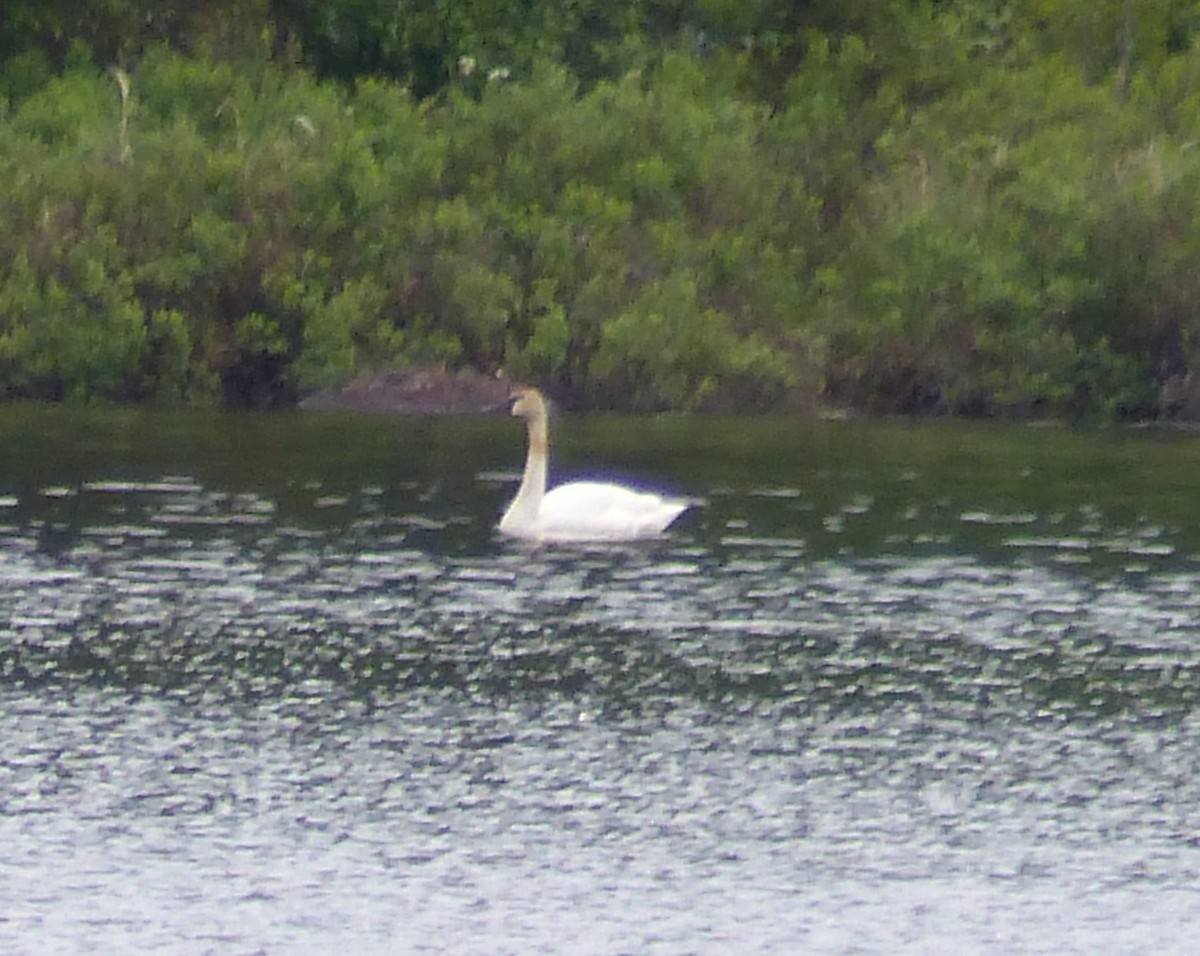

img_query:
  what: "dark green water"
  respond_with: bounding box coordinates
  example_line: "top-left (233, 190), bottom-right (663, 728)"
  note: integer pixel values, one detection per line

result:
top-left (1, 407), bottom-right (1199, 954)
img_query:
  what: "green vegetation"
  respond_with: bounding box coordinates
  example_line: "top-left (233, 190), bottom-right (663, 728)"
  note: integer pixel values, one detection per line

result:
top-left (3, 1), bottom-right (1200, 415)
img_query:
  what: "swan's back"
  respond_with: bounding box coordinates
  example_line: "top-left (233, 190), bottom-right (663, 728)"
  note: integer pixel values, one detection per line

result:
top-left (531, 481), bottom-right (690, 542)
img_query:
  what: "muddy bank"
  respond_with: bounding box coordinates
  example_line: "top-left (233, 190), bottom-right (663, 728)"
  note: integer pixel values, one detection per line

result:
top-left (299, 368), bottom-right (514, 414)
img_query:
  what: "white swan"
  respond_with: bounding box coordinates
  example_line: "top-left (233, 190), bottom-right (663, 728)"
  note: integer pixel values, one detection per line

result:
top-left (498, 388), bottom-right (693, 542)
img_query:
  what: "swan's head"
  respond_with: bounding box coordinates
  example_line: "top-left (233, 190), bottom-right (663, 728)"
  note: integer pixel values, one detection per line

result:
top-left (510, 387), bottom-right (547, 420)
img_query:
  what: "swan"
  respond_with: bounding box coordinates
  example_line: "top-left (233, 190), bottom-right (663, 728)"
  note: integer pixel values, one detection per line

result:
top-left (498, 387), bottom-right (693, 542)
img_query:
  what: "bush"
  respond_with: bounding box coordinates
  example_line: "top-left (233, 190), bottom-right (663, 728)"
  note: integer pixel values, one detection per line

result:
top-left (5, 3), bottom-right (1200, 417)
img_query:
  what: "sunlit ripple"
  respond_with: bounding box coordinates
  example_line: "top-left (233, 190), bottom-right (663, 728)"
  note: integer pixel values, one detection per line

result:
top-left (2, 458), bottom-right (1200, 955)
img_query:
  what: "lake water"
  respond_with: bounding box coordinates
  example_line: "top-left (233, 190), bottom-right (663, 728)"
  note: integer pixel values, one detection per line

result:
top-left (1, 407), bottom-right (1199, 954)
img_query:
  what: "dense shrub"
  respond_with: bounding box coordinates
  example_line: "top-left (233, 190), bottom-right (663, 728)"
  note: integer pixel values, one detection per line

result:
top-left (2, 1), bottom-right (1200, 417)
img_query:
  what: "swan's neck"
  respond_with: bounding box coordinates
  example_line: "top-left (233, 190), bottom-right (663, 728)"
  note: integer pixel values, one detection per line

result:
top-left (501, 413), bottom-right (548, 529)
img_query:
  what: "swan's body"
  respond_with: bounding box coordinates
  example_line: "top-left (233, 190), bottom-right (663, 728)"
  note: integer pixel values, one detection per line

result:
top-left (498, 388), bottom-right (692, 542)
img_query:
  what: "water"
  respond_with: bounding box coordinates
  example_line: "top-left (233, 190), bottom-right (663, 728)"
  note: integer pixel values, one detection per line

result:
top-left (1, 407), bottom-right (1199, 954)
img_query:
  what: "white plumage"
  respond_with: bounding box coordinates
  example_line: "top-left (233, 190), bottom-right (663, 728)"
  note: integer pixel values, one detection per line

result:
top-left (498, 388), bottom-right (692, 543)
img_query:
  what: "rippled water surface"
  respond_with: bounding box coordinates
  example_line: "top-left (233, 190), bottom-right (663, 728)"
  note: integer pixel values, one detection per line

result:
top-left (2, 407), bottom-right (1200, 954)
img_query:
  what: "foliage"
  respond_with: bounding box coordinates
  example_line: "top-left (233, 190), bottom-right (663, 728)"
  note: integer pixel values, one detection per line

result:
top-left (2, 1), bottom-right (1200, 416)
